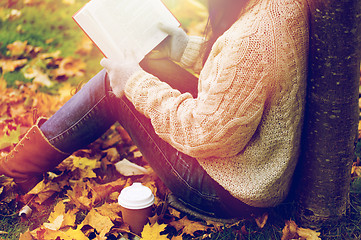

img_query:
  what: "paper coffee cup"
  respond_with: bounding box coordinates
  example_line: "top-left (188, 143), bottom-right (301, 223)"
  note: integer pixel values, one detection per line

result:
top-left (118, 182), bottom-right (155, 235)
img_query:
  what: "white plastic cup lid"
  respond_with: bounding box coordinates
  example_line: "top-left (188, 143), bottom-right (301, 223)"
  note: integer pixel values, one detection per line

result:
top-left (118, 182), bottom-right (155, 209)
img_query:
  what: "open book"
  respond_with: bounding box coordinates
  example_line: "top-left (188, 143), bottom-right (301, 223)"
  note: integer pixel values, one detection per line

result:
top-left (73, 0), bottom-right (180, 63)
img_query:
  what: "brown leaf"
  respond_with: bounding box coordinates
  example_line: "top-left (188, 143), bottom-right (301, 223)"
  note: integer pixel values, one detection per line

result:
top-left (281, 220), bottom-right (321, 240)
top-left (169, 216), bottom-right (209, 236)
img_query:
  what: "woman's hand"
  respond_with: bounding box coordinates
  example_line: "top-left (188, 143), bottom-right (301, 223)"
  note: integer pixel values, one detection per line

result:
top-left (100, 56), bottom-right (142, 98)
top-left (148, 23), bottom-right (189, 62)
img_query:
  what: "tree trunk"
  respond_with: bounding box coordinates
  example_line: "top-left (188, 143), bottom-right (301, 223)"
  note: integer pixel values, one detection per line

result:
top-left (295, 0), bottom-right (361, 228)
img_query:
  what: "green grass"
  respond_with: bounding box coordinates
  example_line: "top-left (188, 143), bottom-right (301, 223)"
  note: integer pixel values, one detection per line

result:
top-left (0, 0), bottom-right (103, 88)
top-left (0, 200), bottom-right (29, 240)
top-left (0, 0), bottom-right (85, 57)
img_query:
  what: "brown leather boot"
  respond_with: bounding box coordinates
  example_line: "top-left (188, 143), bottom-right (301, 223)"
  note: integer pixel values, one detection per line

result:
top-left (0, 118), bottom-right (70, 193)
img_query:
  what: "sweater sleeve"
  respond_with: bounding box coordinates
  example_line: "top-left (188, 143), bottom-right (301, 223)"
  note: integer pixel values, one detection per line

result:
top-left (124, 33), bottom-right (271, 159)
top-left (179, 36), bottom-right (205, 74)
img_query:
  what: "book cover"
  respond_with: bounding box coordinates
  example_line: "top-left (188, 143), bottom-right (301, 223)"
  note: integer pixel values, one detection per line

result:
top-left (73, 0), bottom-right (180, 63)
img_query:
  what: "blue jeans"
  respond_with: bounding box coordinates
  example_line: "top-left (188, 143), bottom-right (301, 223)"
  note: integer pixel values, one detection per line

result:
top-left (40, 67), bottom-right (262, 219)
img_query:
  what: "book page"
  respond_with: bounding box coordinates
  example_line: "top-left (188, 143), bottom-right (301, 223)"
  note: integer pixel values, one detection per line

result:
top-left (74, 0), bottom-right (180, 62)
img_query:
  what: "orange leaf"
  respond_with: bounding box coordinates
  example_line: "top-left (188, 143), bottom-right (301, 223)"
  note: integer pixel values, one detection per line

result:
top-left (169, 216), bottom-right (209, 236)
top-left (255, 212), bottom-right (268, 229)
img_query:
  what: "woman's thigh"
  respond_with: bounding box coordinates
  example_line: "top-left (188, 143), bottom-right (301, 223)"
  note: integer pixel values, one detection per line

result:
top-left (113, 95), bottom-right (230, 217)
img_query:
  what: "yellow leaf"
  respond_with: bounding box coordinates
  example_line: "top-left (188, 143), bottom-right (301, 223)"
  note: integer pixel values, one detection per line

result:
top-left (72, 156), bottom-right (100, 179)
top-left (73, 156), bottom-right (99, 170)
top-left (62, 225), bottom-right (89, 240)
top-left (48, 200), bottom-right (76, 228)
top-left (0, 76), bottom-right (6, 90)
top-left (94, 203), bottom-right (123, 222)
top-left (34, 225), bottom-right (88, 240)
top-left (81, 208), bottom-right (114, 238)
top-left (0, 59), bottom-right (27, 73)
top-left (141, 223), bottom-right (168, 240)
top-left (7, 40), bottom-right (28, 56)
top-left (57, 82), bottom-right (73, 102)
top-left (0, 125), bottom-right (20, 150)
top-left (297, 227), bottom-right (322, 240)
top-left (66, 181), bottom-right (93, 210)
top-left (28, 181), bottom-right (61, 204)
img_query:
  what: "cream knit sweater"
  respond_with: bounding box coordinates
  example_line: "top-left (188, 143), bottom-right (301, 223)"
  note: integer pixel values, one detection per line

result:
top-left (125, 0), bottom-right (309, 207)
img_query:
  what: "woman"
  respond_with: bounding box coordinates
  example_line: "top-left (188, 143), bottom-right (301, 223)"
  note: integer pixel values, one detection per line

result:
top-left (0, 0), bottom-right (309, 219)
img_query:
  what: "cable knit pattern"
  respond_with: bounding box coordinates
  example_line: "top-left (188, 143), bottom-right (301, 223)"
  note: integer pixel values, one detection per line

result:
top-left (125, 0), bottom-right (309, 207)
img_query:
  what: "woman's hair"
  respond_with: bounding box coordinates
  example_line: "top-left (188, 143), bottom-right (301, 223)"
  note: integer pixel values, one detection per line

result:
top-left (202, 0), bottom-right (252, 63)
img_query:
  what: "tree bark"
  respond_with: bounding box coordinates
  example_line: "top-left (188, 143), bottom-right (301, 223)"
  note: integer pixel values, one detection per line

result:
top-left (295, 0), bottom-right (361, 228)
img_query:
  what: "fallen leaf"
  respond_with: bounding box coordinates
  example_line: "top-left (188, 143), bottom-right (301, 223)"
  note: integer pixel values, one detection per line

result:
top-left (27, 180), bottom-right (62, 204)
top-left (72, 156), bottom-right (100, 179)
top-left (31, 225), bottom-right (88, 240)
top-left (94, 203), bottom-right (123, 222)
top-left (169, 216), bottom-right (209, 236)
top-left (281, 220), bottom-right (299, 240)
top-left (76, 36), bottom-right (94, 55)
top-left (171, 235), bottom-right (183, 240)
top-left (169, 208), bottom-right (181, 219)
top-left (281, 220), bottom-right (321, 240)
top-left (66, 181), bottom-right (93, 210)
top-left (0, 125), bottom-right (20, 149)
top-left (141, 223), bottom-right (168, 240)
top-left (52, 57), bottom-right (85, 81)
top-left (19, 231), bottom-right (34, 240)
top-left (255, 212), bottom-right (268, 229)
top-left (23, 67), bottom-right (53, 87)
top-left (0, 59), bottom-right (28, 73)
top-left (81, 208), bottom-right (114, 238)
top-left (115, 158), bottom-right (149, 176)
top-left (43, 215), bottom-right (64, 231)
top-left (298, 227), bottom-right (322, 240)
top-left (7, 40), bottom-right (28, 56)
top-left (48, 200), bottom-right (76, 228)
